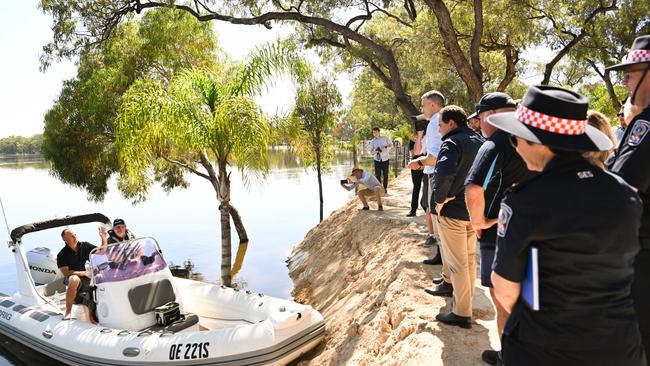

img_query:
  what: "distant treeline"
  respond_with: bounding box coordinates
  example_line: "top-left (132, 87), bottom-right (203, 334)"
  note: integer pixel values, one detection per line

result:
top-left (0, 134), bottom-right (43, 155)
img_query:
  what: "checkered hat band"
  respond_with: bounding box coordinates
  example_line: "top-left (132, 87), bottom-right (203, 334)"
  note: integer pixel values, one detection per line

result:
top-left (626, 50), bottom-right (650, 63)
top-left (516, 105), bottom-right (587, 135)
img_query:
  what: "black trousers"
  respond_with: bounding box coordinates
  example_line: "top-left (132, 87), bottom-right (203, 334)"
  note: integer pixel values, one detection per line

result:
top-left (503, 333), bottom-right (646, 366)
top-left (374, 160), bottom-right (389, 191)
top-left (633, 248), bottom-right (650, 364)
top-left (410, 169), bottom-right (424, 213)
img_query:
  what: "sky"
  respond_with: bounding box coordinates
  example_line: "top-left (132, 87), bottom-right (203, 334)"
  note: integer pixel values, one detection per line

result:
top-left (0, 2), bottom-right (353, 139)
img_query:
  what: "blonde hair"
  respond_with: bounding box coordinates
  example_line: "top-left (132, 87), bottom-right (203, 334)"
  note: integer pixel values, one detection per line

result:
top-left (583, 110), bottom-right (615, 168)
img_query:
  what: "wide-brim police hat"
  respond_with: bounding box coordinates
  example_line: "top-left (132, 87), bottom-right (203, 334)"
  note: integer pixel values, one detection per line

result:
top-left (487, 85), bottom-right (613, 152)
top-left (605, 35), bottom-right (650, 72)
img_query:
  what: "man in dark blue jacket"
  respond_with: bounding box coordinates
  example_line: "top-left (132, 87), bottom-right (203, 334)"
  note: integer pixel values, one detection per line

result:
top-left (430, 105), bottom-right (484, 329)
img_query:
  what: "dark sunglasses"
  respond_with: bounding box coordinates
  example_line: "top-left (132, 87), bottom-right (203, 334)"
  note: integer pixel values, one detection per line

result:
top-left (617, 112), bottom-right (624, 117)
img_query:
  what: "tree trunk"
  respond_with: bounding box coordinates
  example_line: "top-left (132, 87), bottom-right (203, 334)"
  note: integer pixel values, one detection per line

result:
top-left (587, 60), bottom-right (622, 111)
top-left (352, 145), bottom-right (359, 167)
top-left (218, 159), bottom-right (232, 287)
top-left (316, 149), bottom-right (324, 222)
top-left (424, 0), bottom-right (484, 103)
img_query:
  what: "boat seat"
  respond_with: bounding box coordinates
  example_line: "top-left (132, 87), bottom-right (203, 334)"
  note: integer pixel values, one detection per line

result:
top-left (128, 279), bottom-right (176, 315)
top-left (43, 277), bottom-right (66, 297)
top-left (144, 313), bottom-right (199, 333)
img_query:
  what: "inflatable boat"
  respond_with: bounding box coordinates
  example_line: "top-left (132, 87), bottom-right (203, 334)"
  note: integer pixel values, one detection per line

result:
top-left (1, 213), bottom-right (325, 365)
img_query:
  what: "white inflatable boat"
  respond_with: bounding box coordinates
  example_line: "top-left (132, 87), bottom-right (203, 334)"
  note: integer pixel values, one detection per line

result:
top-left (1, 213), bottom-right (325, 365)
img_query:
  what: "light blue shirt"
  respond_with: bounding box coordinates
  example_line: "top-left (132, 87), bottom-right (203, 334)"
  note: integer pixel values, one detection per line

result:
top-left (423, 113), bottom-right (442, 174)
top-left (355, 171), bottom-right (381, 189)
top-left (370, 136), bottom-right (392, 162)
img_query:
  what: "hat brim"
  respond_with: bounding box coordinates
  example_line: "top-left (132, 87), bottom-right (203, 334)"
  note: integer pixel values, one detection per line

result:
top-left (487, 112), bottom-right (613, 152)
top-left (605, 60), bottom-right (650, 72)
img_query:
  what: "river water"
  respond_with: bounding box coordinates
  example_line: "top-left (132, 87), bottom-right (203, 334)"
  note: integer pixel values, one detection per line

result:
top-left (0, 151), bottom-right (392, 365)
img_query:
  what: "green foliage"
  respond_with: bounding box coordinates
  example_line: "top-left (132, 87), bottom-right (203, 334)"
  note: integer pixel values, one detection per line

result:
top-left (580, 83), bottom-right (628, 124)
top-left (290, 75), bottom-right (342, 171)
top-left (42, 8), bottom-right (219, 200)
top-left (0, 135), bottom-right (44, 155)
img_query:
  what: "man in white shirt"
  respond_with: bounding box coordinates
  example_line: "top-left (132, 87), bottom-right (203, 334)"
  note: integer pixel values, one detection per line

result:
top-left (370, 127), bottom-right (393, 193)
top-left (341, 168), bottom-right (385, 211)
top-left (408, 90), bottom-right (445, 265)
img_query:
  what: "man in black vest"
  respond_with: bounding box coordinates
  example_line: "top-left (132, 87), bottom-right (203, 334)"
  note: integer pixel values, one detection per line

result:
top-left (606, 35), bottom-right (650, 362)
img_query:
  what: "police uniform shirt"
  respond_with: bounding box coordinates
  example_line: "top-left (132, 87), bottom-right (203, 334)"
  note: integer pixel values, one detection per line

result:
top-left (608, 106), bottom-right (650, 242)
top-left (493, 155), bottom-right (642, 350)
top-left (465, 130), bottom-right (534, 243)
top-left (57, 241), bottom-right (96, 272)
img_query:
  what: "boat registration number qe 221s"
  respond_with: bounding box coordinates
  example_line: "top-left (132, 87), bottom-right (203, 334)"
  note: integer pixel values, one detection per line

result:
top-left (169, 342), bottom-right (210, 360)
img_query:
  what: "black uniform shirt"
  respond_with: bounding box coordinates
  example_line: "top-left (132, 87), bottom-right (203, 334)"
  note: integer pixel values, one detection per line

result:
top-left (465, 130), bottom-right (534, 243)
top-left (493, 155), bottom-right (642, 350)
top-left (432, 125), bottom-right (484, 220)
top-left (57, 241), bottom-right (96, 272)
top-left (608, 106), bottom-right (650, 242)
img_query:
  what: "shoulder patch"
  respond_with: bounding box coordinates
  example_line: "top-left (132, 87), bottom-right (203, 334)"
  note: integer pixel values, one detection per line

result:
top-left (628, 120), bottom-right (650, 147)
top-left (497, 203), bottom-right (513, 238)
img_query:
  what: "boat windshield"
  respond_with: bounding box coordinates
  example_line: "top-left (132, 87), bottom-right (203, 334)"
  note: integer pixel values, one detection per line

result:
top-left (89, 238), bottom-right (167, 284)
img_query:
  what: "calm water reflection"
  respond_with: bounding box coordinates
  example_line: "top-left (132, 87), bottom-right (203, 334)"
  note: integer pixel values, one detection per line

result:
top-left (0, 151), bottom-right (394, 365)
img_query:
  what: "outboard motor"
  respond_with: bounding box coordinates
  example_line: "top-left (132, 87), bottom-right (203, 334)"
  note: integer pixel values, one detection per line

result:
top-left (26, 247), bottom-right (62, 285)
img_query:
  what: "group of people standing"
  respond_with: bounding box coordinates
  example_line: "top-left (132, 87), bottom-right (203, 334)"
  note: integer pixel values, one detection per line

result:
top-left (398, 35), bottom-right (650, 366)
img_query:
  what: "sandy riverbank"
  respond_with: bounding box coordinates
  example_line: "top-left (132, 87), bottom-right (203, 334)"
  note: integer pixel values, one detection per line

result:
top-left (287, 170), bottom-right (500, 366)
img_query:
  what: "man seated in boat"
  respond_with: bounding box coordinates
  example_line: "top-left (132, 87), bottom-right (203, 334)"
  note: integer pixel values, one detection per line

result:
top-left (57, 227), bottom-right (108, 322)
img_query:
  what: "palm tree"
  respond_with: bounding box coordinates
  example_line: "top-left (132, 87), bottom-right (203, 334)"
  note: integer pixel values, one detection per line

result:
top-left (115, 43), bottom-right (305, 286)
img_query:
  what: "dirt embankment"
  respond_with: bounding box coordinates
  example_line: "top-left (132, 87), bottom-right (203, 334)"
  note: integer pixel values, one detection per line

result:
top-left (288, 171), bottom-right (500, 366)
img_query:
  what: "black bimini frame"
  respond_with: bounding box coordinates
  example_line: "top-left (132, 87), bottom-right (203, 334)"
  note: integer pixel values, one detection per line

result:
top-left (10, 213), bottom-right (111, 243)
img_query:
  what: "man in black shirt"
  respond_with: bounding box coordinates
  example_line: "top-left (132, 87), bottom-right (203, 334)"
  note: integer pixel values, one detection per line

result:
top-left (57, 227), bottom-right (107, 322)
top-left (465, 92), bottom-right (534, 365)
top-left (606, 35), bottom-right (650, 361)
top-left (489, 85), bottom-right (644, 365)
top-left (429, 105), bottom-right (484, 329)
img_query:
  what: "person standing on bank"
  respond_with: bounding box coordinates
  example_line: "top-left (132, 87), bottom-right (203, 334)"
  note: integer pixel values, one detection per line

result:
top-left (606, 34), bottom-right (650, 362)
top-left (489, 85), bottom-right (645, 365)
top-left (464, 92), bottom-right (534, 364)
top-left (408, 90), bottom-right (445, 265)
top-left (429, 105), bottom-right (484, 328)
top-left (407, 122), bottom-right (426, 217)
top-left (370, 127), bottom-right (392, 193)
top-left (107, 218), bottom-right (136, 244)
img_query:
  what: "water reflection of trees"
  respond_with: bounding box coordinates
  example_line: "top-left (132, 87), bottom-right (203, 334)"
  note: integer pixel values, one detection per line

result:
top-left (0, 156), bottom-right (50, 170)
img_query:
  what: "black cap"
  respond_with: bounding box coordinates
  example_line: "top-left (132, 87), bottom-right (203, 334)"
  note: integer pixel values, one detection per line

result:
top-left (113, 218), bottom-right (126, 227)
top-left (468, 92), bottom-right (516, 120)
top-left (487, 85), bottom-right (612, 152)
top-left (606, 35), bottom-right (650, 71)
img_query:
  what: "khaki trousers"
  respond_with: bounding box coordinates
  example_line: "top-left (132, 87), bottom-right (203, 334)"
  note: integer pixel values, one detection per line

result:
top-left (357, 186), bottom-right (384, 207)
top-left (436, 215), bottom-right (477, 317)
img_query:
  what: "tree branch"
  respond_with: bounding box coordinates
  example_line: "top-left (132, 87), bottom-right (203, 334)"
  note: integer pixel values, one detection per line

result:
top-left (161, 156), bottom-right (211, 180)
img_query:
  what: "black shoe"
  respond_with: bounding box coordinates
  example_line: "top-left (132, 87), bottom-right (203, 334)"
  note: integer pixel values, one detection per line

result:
top-left (378, 205), bottom-right (384, 211)
top-left (481, 350), bottom-right (502, 366)
top-left (361, 206), bottom-right (370, 210)
top-left (423, 249), bottom-right (442, 265)
top-left (432, 277), bottom-right (445, 285)
top-left (424, 236), bottom-right (437, 246)
top-left (406, 211), bottom-right (416, 217)
top-left (435, 312), bottom-right (472, 329)
top-left (424, 282), bottom-right (453, 297)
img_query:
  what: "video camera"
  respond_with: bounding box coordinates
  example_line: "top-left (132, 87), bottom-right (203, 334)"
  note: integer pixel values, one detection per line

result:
top-left (415, 119), bottom-right (429, 132)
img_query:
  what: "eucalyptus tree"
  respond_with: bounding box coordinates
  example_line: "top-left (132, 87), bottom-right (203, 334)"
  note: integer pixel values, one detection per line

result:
top-left (42, 8), bottom-right (218, 199)
top-left (290, 75), bottom-right (342, 222)
top-left (116, 45), bottom-right (306, 286)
